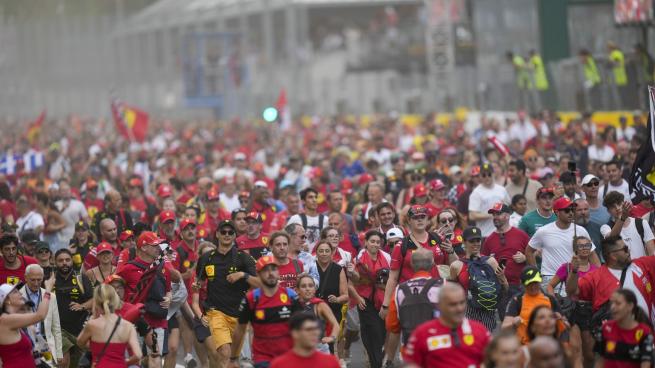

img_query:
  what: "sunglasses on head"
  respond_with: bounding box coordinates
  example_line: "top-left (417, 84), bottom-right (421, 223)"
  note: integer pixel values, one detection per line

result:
top-left (585, 181), bottom-right (600, 187)
top-left (220, 230), bottom-right (235, 236)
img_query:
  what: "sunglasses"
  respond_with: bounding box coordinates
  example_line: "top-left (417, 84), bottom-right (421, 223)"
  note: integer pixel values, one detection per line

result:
top-left (481, 173), bottom-right (493, 178)
top-left (220, 230), bottom-right (236, 236)
top-left (585, 181), bottom-right (600, 187)
top-left (440, 217), bottom-right (455, 224)
top-left (610, 246), bottom-right (629, 254)
top-left (577, 242), bottom-right (592, 249)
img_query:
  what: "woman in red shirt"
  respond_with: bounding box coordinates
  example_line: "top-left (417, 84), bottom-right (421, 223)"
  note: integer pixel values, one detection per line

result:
top-left (350, 230), bottom-right (390, 368)
top-left (595, 289), bottom-right (653, 368)
top-left (295, 274), bottom-right (340, 353)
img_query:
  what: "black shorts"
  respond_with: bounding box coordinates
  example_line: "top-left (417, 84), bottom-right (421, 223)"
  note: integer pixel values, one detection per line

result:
top-left (571, 301), bottom-right (593, 331)
top-left (168, 315), bottom-right (179, 330)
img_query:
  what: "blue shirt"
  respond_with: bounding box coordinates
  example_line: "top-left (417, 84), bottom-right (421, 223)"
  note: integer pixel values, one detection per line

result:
top-left (590, 205), bottom-right (611, 226)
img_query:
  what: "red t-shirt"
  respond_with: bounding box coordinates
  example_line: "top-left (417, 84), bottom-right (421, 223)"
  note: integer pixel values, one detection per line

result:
top-left (481, 227), bottom-right (530, 285)
top-left (338, 237), bottom-right (358, 259)
top-left (171, 239), bottom-right (199, 303)
top-left (425, 201), bottom-right (452, 219)
top-left (597, 320), bottom-right (653, 368)
top-left (0, 255), bottom-right (37, 284)
top-left (390, 234), bottom-right (447, 283)
top-left (403, 318), bottom-right (490, 368)
top-left (236, 233), bottom-right (270, 260)
top-left (270, 350), bottom-right (340, 368)
top-left (277, 259), bottom-right (304, 289)
top-left (251, 202), bottom-right (276, 234)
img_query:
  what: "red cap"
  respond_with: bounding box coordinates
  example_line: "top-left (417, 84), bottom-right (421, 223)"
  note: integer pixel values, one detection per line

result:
top-left (358, 173), bottom-right (375, 186)
top-left (536, 186), bottom-right (555, 199)
top-left (553, 197), bottom-right (577, 211)
top-left (193, 155), bottom-right (205, 165)
top-left (470, 166), bottom-right (481, 177)
top-left (245, 211), bottom-right (263, 222)
top-left (238, 191), bottom-right (250, 198)
top-left (308, 167), bottom-right (323, 180)
top-left (429, 179), bottom-right (446, 191)
top-left (341, 179), bottom-right (353, 194)
top-left (103, 274), bottom-right (126, 285)
top-left (118, 229), bottom-right (135, 242)
top-left (86, 178), bottom-right (98, 189)
top-left (157, 184), bottom-right (173, 198)
top-left (159, 210), bottom-right (176, 223)
top-left (95, 242), bottom-right (113, 254)
top-left (137, 231), bottom-right (164, 248)
top-left (207, 189), bottom-right (220, 201)
top-left (180, 218), bottom-right (196, 230)
top-left (129, 177), bottom-right (143, 188)
top-left (487, 202), bottom-right (512, 214)
top-left (256, 255), bottom-right (278, 272)
top-left (413, 184), bottom-right (428, 198)
top-left (408, 205), bottom-right (429, 218)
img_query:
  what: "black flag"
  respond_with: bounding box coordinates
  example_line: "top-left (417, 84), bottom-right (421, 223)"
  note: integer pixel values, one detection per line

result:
top-left (629, 86), bottom-right (655, 204)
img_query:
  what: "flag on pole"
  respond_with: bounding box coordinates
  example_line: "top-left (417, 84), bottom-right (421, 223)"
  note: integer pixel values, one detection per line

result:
top-left (629, 86), bottom-right (655, 203)
top-left (25, 110), bottom-right (46, 144)
top-left (111, 100), bottom-right (149, 143)
top-left (0, 153), bottom-right (20, 175)
top-left (488, 135), bottom-right (510, 156)
top-left (276, 89), bottom-right (291, 131)
top-left (23, 150), bottom-right (45, 173)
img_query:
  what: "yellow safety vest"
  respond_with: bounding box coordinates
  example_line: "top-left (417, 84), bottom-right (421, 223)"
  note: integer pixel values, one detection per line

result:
top-left (609, 49), bottom-right (627, 86)
top-left (513, 56), bottom-right (532, 90)
top-left (583, 57), bottom-right (601, 86)
top-left (530, 55), bottom-right (549, 91)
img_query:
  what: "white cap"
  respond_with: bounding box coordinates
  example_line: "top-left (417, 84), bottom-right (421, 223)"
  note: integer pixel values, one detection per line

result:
top-left (234, 152), bottom-right (246, 160)
top-left (254, 180), bottom-right (268, 189)
top-left (581, 174), bottom-right (600, 185)
top-left (386, 228), bottom-right (404, 240)
top-left (449, 165), bottom-right (462, 175)
top-left (0, 283), bottom-right (19, 306)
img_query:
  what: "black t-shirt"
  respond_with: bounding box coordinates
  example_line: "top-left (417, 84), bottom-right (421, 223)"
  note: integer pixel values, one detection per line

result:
top-left (196, 245), bottom-right (256, 317)
top-left (54, 271), bottom-right (93, 335)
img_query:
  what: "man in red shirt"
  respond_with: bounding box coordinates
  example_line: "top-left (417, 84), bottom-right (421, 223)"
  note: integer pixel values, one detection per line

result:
top-left (172, 218), bottom-right (199, 299)
top-left (236, 212), bottom-right (269, 260)
top-left (203, 189), bottom-right (231, 236)
top-left (0, 233), bottom-right (37, 284)
top-left (482, 202), bottom-right (530, 319)
top-left (270, 313), bottom-right (340, 368)
top-left (158, 210), bottom-right (177, 244)
top-left (269, 231), bottom-right (303, 289)
top-left (83, 218), bottom-right (121, 270)
top-left (403, 283), bottom-right (490, 367)
top-left (249, 185), bottom-right (276, 233)
top-left (117, 231), bottom-right (172, 368)
top-left (229, 255), bottom-right (303, 368)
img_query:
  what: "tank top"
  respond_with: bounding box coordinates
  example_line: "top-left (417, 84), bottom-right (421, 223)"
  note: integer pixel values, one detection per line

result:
top-left (0, 331), bottom-right (37, 368)
top-left (90, 341), bottom-right (129, 368)
top-left (316, 262), bottom-right (343, 321)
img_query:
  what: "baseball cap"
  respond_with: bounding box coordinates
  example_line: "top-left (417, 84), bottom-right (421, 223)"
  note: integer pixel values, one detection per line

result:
top-left (0, 283), bottom-right (20, 306)
top-left (254, 180), bottom-right (268, 189)
top-left (159, 210), bottom-right (176, 223)
top-left (480, 162), bottom-right (494, 173)
top-left (238, 191), bottom-right (250, 199)
top-left (385, 228), bottom-right (403, 240)
top-left (449, 165), bottom-right (462, 175)
top-left (129, 177), bottom-right (143, 188)
top-left (75, 221), bottom-right (89, 232)
top-left (179, 218), bottom-right (196, 230)
top-left (137, 231), bottom-right (165, 249)
top-left (429, 179), bottom-right (445, 191)
top-left (536, 187), bottom-right (555, 199)
top-left (245, 212), bottom-right (263, 223)
top-left (157, 184), bottom-right (173, 198)
top-left (462, 226), bottom-right (482, 241)
top-left (86, 178), bottom-right (98, 190)
top-left (470, 165), bottom-right (481, 177)
top-left (234, 152), bottom-right (247, 161)
top-left (413, 184), bottom-right (428, 198)
top-left (217, 220), bottom-right (237, 232)
top-left (521, 266), bottom-right (543, 286)
top-left (408, 205), bottom-right (429, 218)
top-left (553, 197), bottom-right (577, 211)
top-left (559, 171), bottom-right (577, 184)
top-left (20, 230), bottom-right (39, 245)
top-left (207, 189), bottom-right (220, 201)
top-left (256, 255), bottom-right (278, 272)
top-left (358, 173), bottom-right (375, 186)
top-left (487, 203), bottom-right (512, 214)
top-left (118, 229), bottom-right (135, 242)
top-left (34, 241), bottom-right (50, 253)
top-left (96, 242), bottom-right (113, 254)
top-left (581, 174), bottom-right (600, 186)
top-left (103, 274), bottom-right (126, 285)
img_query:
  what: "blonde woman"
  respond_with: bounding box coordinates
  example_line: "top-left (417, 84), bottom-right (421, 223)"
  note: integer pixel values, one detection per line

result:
top-left (77, 284), bottom-right (141, 368)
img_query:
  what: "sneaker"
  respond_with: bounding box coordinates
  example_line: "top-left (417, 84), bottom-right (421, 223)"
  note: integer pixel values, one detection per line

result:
top-left (184, 354), bottom-right (197, 368)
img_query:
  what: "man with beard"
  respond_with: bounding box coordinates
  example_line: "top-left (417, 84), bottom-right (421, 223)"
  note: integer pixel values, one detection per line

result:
top-left (94, 189), bottom-right (133, 238)
top-left (158, 210), bottom-right (177, 243)
top-left (54, 248), bottom-right (94, 368)
top-left (229, 256), bottom-right (303, 368)
top-left (83, 218), bottom-right (121, 270)
top-left (574, 198), bottom-right (603, 258)
top-left (236, 212), bottom-right (269, 260)
top-left (270, 190), bottom-right (301, 231)
top-left (559, 171), bottom-right (581, 201)
top-left (505, 160), bottom-right (542, 212)
top-left (0, 233), bottom-right (37, 284)
top-left (375, 202), bottom-right (401, 236)
top-left (580, 174), bottom-right (610, 226)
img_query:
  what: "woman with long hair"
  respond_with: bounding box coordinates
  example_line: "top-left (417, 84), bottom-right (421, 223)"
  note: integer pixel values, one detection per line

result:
top-left (319, 226), bottom-right (352, 268)
top-left (595, 289), bottom-right (653, 368)
top-left (483, 330), bottom-right (523, 368)
top-left (525, 305), bottom-right (573, 367)
top-left (295, 274), bottom-right (340, 354)
top-left (77, 284), bottom-right (141, 368)
top-left (0, 280), bottom-right (53, 368)
top-left (350, 230), bottom-right (390, 368)
top-left (436, 207), bottom-right (465, 257)
top-left (308, 241), bottom-right (349, 335)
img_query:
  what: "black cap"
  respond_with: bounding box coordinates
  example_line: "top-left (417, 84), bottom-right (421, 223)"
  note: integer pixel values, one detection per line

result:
top-left (34, 241), bottom-right (50, 253)
top-left (75, 221), bottom-right (89, 231)
top-left (462, 226), bottom-right (482, 241)
top-left (480, 162), bottom-right (494, 173)
top-left (520, 266), bottom-right (543, 286)
top-left (559, 171), bottom-right (576, 185)
top-left (487, 203), bottom-right (512, 214)
top-left (217, 220), bottom-right (237, 232)
top-left (20, 230), bottom-right (38, 245)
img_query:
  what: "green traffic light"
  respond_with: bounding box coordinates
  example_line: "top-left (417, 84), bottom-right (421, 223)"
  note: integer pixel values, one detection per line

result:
top-left (263, 107), bottom-right (278, 122)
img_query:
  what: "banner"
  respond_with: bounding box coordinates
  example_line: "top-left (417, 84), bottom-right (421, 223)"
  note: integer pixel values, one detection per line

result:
top-left (629, 86), bottom-right (655, 203)
top-left (111, 100), bottom-right (149, 143)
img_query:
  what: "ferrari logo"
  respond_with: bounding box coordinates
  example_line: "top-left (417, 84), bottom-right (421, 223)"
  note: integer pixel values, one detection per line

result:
top-left (463, 335), bottom-right (474, 346)
top-left (73, 254), bottom-right (82, 264)
top-left (636, 329), bottom-right (644, 341)
top-left (280, 294), bottom-right (288, 303)
top-left (183, 260), bottom-right (191, 268)
top-left (262, 236), bottom-right (269, 245)
top-left (6, 276), bottom-right (18, 285)
top-left (261, 213), bottom-right (267, 221)
top-left (205, 265), bottom-right (215, 277)
top-left (255, 310), bottom-right (265, 320)
top-left (430, 240), bottom-right (436, 246)
top-left (606, 341), bottom-right (616, 353)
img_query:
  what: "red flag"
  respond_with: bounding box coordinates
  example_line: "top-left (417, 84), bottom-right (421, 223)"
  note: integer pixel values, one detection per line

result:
top-left (276, 89), bottom-right (291, 131)
top-left (488, 135), bottom-right (510, 156)
top-left (25, 110), bottom-right (46, 144)
top-left (111, 100), bottom-right (149, 143)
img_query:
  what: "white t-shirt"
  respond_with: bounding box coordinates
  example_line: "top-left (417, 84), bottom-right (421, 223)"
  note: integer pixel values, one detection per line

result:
top-left (16, 211), bottom-right (45, 236)
top-left (287, 213), bottom-right (328, 253)
top-left (600, 218), bottom-right (654, 259)
top-left (598, 180), bottom-right (631, 201)
top-left (56, 199), bottom-right (88, 244)
top-left (528, 222), bottom-right (596, 275)
top-left (219, 193), bottom-right (241, 213)
top-left (468, 184), bottom-right (511, 237)
top-left (587, 145), bottom-right (615, 163)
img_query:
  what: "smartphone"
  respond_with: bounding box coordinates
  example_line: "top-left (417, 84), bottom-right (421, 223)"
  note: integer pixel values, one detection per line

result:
top-left (500, 259), bottom-right (507, 268)
top-left (568, 161), bottom-right (577, 173)
top-left (445, 233), bottom-right (453, 241)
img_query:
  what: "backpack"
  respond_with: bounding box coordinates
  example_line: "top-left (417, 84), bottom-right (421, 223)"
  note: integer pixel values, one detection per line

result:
top-left (129, 261), bottom-right (168, 319)
top-left (299, 213), bottom-right (325, 231)
top-left (464, 256), bottom-right (501, 311)
top-left (607, 218), bottom-right (646, 244)
top-left (398, 278), bottom-right (441, 344)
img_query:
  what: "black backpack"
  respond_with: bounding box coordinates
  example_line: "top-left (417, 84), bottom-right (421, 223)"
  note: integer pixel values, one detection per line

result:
top-left (607, 218), bottom-right (646, 244)
top-left (398, 278), bottom-right (442, 344)
top-left (464, 256), bottom-right (501, 311)
top-left (299, 213), bottom-right (326, 231)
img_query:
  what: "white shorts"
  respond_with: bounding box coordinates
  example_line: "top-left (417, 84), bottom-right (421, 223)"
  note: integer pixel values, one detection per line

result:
top-left (345, 306), bottom-right (360, 332)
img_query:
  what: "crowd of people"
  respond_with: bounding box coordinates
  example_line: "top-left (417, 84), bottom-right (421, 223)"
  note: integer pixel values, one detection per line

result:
top-left (0, 108), bottom-right (653, 368)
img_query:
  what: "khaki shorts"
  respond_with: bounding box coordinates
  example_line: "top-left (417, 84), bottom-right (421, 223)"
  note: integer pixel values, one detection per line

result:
top-left (206, 309), bottom-right (238, 349)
